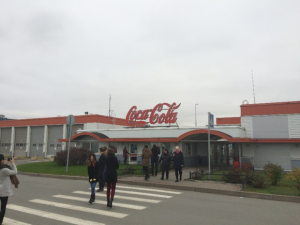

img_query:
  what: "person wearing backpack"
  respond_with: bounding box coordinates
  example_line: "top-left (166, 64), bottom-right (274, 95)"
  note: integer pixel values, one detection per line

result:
top-left (105, 148), bottom-right (119, 208)
top-left (151, 144), bottom-right (159, 176)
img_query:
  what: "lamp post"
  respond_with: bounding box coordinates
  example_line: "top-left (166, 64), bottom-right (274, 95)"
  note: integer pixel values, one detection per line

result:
top-left (195, 103), bottom-right (198, 127)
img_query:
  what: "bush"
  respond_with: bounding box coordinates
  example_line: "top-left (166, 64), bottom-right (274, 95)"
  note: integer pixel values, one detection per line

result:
top-left (241, 163), bottom-right (254, 185)
top-left (251, 173), bottom-right (267, 188)
top-left (222, 166), bottom-right (242, 183)
top-left (286, 167), bottom-right (300, 196)
top-left (263, 162), bottom-right (284, 185)
top-left (54, 148), bottom-right (93, 166)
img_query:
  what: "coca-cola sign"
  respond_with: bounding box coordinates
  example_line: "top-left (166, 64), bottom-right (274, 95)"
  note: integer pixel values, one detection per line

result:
top-left (126, 102), bottom-right (181, 126)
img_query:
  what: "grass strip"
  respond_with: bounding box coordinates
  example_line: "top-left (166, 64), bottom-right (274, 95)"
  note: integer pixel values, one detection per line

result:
top-left (17, 161), bottom-right (143, 177)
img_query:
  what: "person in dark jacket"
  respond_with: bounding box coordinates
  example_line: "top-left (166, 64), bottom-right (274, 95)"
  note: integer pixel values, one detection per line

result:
top-left (151, 144), bottom-right (159, 176)
top-left (105, 148), bottom-right (119, 208)
top-left (141, 145), bottom-right (152, 180)
top-left (97, 147), bottom-right (106, 192)
top-left (172, 146), bottom-right (184, 182)
top-left (87, 153), bottom-right (99, 203)
top-left (123, 146), bottom-right (130, 164)
top-left (158, 149), bottom-right (171, 180)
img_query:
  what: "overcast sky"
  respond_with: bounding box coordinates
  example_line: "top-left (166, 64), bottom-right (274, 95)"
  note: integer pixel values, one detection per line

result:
top-left (1, 0), bottom-right (299, 127)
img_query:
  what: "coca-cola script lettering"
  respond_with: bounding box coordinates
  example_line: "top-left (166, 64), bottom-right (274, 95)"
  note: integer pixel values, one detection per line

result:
top-left (126, 103), bottom-right (181, 125)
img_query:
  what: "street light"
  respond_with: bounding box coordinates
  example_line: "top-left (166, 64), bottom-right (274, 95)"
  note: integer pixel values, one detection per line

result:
top-left (195, 103), bottom-right (198, 127)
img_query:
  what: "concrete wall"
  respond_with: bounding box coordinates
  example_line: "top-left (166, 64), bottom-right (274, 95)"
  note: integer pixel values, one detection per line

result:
top-left (241, 143), bottom-right (300, 170)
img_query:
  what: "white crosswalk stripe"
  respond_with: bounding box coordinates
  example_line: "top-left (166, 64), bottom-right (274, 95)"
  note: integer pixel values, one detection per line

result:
top-left (7, 204), bottom-right (103, 225)
top-left (73, 191), bottom-right (161, 203)
top-left (3, 218), bottom-right (31, 225)
top-left (53, 194), bottom-right (146, 210)
top-left (117, 185), bottom-right (182, 194)
top-left (88, 188), bottom-right (172, 198)
top-left (6, 185), bottom-right (181, 224)
top-left (29, 199), bottom-right (128, 218)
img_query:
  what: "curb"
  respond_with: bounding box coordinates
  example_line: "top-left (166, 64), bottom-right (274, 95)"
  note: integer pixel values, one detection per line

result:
top-left (18, 172), bottom-right (300, 203)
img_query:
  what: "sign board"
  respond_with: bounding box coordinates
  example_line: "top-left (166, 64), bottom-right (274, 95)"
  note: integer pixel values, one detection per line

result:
top-left (66, 115), bottom-right (75, 139)
top-left (209, 113), bottom-right (214, 128)
top-left (126, 102), bottom-right (181, 126)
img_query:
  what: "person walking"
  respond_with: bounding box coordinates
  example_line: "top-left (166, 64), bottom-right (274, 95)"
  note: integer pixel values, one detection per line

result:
top-left (87, 153), bottom-right (99, 203)
top-left (159, 149), bottom-right (171, 180)
top-left (105, 148), bottom-right (119, 208)
top-left (151, 144), bottom-right (159, 176)
top-left (97, 147), bottom-right (106, 192)
top-left (141, 145), bottom-right (152, 180)
top-left (0, 155), bottom-right (17, 224)
top-left (173, 146), bottom-right (184, 182)
top-left (123, 146), bottom-right (130, 164)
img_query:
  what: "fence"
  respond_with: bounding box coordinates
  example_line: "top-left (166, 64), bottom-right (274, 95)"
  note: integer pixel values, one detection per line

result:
top-left (189, 169), bottom-right (248, 190)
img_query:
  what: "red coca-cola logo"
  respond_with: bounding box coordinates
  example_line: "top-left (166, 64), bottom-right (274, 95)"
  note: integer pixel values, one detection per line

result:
top-left (126, 103), bottom-right (181, 126)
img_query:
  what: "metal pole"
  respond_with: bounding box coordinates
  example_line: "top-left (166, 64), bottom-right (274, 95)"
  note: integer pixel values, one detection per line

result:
top-left (208, 112), bottom-right (211, 179)
top-left (66, 126), bottom-right (71, 172)
top-left (195, 103), bottom-right (198, 127)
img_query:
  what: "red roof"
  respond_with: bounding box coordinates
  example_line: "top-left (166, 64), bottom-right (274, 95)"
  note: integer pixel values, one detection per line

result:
top-left (241, 101), bottom-right (300, 116)
top-left (0, 114), bottom-right (128, 128)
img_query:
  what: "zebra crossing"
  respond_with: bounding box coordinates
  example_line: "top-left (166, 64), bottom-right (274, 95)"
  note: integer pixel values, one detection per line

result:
top-left (4, 185), bottom-right (182, 225)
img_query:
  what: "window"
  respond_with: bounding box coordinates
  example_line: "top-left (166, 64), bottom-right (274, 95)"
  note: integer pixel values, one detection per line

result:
top-left (50, 144), bottom-right (54, 147)
top-left (1, 143), bottom-right (4, 146)
top-left (23, 143), bottom-right (26, 146)
top-left (57, 144), bottom-right (61, 147)
top-left (39, 144), bottom-right (43, 147)
top-left (5, 143), bottom-right (10, 146)
top-left (33, 144), bottom-right (36, 147)
top-left (20, 143), bottom-right (23, 146)
top-left (16, 143), bottom-right (19, 146)
top-left (130, 144), bottom-right (137, 154)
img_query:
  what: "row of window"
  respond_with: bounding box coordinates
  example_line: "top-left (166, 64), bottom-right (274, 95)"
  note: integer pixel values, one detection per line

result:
top-left (49, 144), bottom-right (62, 147)
top-left (1, 143), bottom-right (62, 147)
top-left (1, 143), bottom-right (11, 146)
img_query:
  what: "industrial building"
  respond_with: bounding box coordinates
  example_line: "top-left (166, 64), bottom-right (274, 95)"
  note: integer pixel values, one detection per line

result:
top-left (1, 101), bottom-right (299, 170)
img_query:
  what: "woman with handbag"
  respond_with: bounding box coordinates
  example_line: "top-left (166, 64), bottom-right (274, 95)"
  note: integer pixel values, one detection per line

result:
top-left (0, 154), bottom-right (17, 224)
top-left (105, 148), bottom-right (119, 208)
top-left (172, 146), bottom-right (184, 182)
top-left (87, 153), bottom-right (99, 204)
top-left (159, 149), bottom-right (171, 180)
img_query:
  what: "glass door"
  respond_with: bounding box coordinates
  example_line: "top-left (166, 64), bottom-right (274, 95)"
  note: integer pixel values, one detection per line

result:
top-left (130, 144), bottom-right (137, 162)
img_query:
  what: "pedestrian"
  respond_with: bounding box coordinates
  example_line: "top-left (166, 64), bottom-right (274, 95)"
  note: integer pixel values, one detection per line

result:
top-left (87, 153), bottom-right (99, 203)
top-left (0, 155), bottom-right (17, 224)
top-left (173, 146), bottom-right (184, 182)
top-left (105, 148), bottom-right (119, 208)
top-left (123, 146), bottom-right (130, 164)
top-left (97, 147), bottom-right (106, 192)
top-left (159, 149), bottom-right (171, 180)
top-left (141, 145), bottom-right (152, 180)
top-left (151, 144), bottom-right (159, 176)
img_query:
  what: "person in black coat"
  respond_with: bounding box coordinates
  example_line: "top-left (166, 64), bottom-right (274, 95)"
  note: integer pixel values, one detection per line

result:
top-left (97, 147), bottom-right (106, 192)
top-left (151, 144), bottom-right (159, 176)
top-left (158, 149), bottom-right (171, 180)
top-left (105, 148), bottom-right (119, 208)
top-left (172, 146), bottom-right (184, 182)
top-left (87, 153), bottom-right (99, 203)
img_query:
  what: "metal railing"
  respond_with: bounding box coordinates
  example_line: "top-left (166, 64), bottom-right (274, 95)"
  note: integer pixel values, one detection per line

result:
top-left (189, 170), bottom-right (247, 190)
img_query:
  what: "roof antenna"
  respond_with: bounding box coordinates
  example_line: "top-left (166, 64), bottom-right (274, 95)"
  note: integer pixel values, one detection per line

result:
top-left (251, 70), bottom-right (256, 104)
top-left (108, 94), bottom-right (111, 116)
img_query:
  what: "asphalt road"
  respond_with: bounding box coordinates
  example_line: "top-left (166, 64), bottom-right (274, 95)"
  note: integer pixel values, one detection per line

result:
top-left (4, 174), bottom-right (300, 225)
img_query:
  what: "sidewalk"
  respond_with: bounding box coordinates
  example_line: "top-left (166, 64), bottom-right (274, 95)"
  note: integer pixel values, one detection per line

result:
top-left (118, 167), bottom-right (241, 192)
